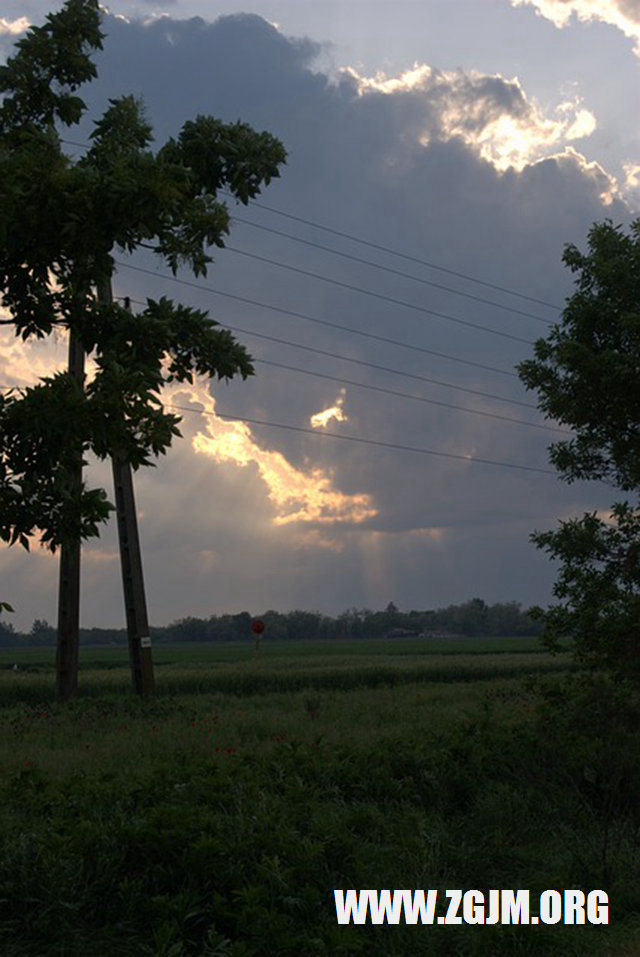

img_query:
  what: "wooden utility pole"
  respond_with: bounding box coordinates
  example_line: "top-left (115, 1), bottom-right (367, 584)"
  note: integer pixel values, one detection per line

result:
top-left (55, 331), bottom-right (85, 701)
top-left (97, 281), bottom-right (155, 695)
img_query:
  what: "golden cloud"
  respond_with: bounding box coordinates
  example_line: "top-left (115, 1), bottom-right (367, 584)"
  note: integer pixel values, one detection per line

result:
top-left (343, 63), bottom-right (433, 95)
top-left (532, 146), bottom-right (619, 204)
top-left (509, 0), bottom-right (640, 55)
top-left (0, 17), bottom-right (29, 37)
top-left (0, 330), bottom-right (376, 531)
top-left (310, 388), bottom-right (348, 429)
top-left (435, 86), bottom-right (596, 173)
top-left (172, 384), bottom-right (377, 527)
top-left (343, 63), bottom-right (598, 174)
top-left (622, 161), bottom-right (640, 210)
top-left (0, 325), bottom-right (67, 389)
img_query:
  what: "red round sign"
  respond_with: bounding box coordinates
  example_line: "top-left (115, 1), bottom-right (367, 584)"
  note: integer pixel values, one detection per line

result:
top-left (251, 619), bottom-right (265, 635)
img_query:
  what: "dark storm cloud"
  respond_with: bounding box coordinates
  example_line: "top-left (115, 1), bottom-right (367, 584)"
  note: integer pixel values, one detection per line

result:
top-left (86, 13), bottom-right (628, 497)
top-left (2, 9), bottom-right (633, 626)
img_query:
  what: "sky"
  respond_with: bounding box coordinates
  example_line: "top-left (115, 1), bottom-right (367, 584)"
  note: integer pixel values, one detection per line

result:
top-left (1, 0), bottom-right (639, 631)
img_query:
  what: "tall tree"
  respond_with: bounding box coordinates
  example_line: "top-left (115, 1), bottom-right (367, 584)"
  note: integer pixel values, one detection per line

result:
top-left (0, 0), bottom-right (286, 696)
top-left (518, 219), bottom-right (640, 675)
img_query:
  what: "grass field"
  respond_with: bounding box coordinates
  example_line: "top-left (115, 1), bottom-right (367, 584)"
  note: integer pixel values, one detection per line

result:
top-left (0, 638), bottom-right (638, 955)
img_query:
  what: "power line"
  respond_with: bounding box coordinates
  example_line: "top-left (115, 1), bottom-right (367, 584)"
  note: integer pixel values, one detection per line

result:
top-left (230, 216), bottom-right (554, 325)
top-left (0, 337), bottom-right (556, 469)
top-left (0, 388), bottom-right (559, 477)
top-left (121, 294), bottom-right (551, 427)
top-left (224, 245), bottom-right (534, 345)
top-left (58, 137), bottom-right (562, 313)
top-left (114, 261), bottom-right (519, 379)
top-left (114, 271), bottom-right (539, 410)
top-left (0, 348), bottom-right (563, 436)
top-left (255, 359), bottom-right (568, 434)
top-left (168, 402), bottom-right (555, 475)
top-left (221, 191), bottom-right (563, 311)
top-left (212, 320), bottom-right (541, 411)
top-left (0, 377), bottom-right (554, 472)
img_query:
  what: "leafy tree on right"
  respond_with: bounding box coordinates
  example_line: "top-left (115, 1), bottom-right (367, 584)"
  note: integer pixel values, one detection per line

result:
top-left (518, 218), bottom-right (640, 675)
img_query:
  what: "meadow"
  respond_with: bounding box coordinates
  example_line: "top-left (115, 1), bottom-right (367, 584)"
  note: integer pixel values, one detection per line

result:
top-left (0, 637), bottom-right (638, 955)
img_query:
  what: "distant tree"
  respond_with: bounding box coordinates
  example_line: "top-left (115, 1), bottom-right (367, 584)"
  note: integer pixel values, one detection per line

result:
top-left (29, 619), bottom-right (57, 646)
top-left (451, 598), bottom-right (488, 636)
top-left (0, 618), bottom-right (17, 647)
top-left (486, 602), bottom-right (540, 637)
top-left (336, 608), bottom-right (368, 639)
top-left (166, 617), bottom-right (211, 642)
top-left (518, 219), bottom-right (640, 674)
top-left (231, 612), bottom-right (252, 640)
top-left (261, 611), bottom-right (287, 641)
top-left (286, 610), bottom-right (322, 640)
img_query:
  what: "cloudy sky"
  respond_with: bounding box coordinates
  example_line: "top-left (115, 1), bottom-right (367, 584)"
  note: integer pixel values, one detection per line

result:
top-left (1, 0), bottom-right (638, 631)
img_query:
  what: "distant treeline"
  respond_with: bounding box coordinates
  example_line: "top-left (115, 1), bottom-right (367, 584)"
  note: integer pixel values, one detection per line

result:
top-left (0, 599), bottom-right (541, 647)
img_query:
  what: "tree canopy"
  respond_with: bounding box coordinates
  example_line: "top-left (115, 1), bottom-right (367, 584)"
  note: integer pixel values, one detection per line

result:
top-left (0, 0), bottom-right (286, 554)
top-left (518, 218), bottom-right (640, 674)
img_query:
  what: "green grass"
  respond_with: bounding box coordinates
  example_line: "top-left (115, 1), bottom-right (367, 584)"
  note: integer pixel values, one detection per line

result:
top-left (0, 634), bottom-right (549, 665)
top-left (0, 640), bottom-right (637, 956)
top-left (0, 637), bottom-right (570, 701)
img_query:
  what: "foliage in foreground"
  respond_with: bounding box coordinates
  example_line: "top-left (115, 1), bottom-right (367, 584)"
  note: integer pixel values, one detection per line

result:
top-left (0, 672), bottom-right (638, 956)
top-left (530, 502), bottom-right (640, 675)
top-left (0, 0), bottom-right (286, 552)
top-left (518, 219), bottom-right (640, 676)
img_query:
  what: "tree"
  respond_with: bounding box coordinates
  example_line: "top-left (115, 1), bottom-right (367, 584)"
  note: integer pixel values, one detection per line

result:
top-left (457, 597), bottom-right (488, 636)
top-left (518, 219), bottom-right (640, 675)
top-left (30, 619), bottom-right (56, 646)
top-left (0, 0), bottom-right (286, 695)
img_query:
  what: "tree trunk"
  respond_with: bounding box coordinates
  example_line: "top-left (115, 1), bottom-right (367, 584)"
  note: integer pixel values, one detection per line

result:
top-left (55, 331), bottom-right (85, 701)
top-left (98, 280), bottom-right (155, 695)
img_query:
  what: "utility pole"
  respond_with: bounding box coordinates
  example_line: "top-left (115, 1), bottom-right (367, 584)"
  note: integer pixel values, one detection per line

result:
top-left (55, 331), bottom-right (85, 701)
top-left (97, 281), bottom-right (155, 695)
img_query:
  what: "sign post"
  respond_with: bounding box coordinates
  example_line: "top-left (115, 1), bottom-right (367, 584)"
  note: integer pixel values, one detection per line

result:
top-left (251, 619), bottom-right (265, 652)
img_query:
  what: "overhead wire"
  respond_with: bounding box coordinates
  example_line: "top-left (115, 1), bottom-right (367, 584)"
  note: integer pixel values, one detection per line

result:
top-left (14, 136), bottom-right (561, 472)
top-left (254, 359), bottom-right (567, 434)
top-left (223, 245), bottom-right (534, 345)
top-left (110, 295), bottom-right (560, 433)
top-left (4, 269), bottom-right (541, 419)
top-left (167, 402), bottom-right (556, 476)
top-left (0, 359), bottom-right (558, 473)
top-left (58, 137), bottom-right (551, 354)
top-left (220, 191), bottom-right (563, 311)
top-left (0, 374), bottom-right (561, 474)
top-left (113, 261), bottom-right (519, 379)
top-left (58, 136), bottom-right (563, 313)
top-left (229, 216), bottom-right (554, 325)
top-left (116, 277), bottom-right (539, 410)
